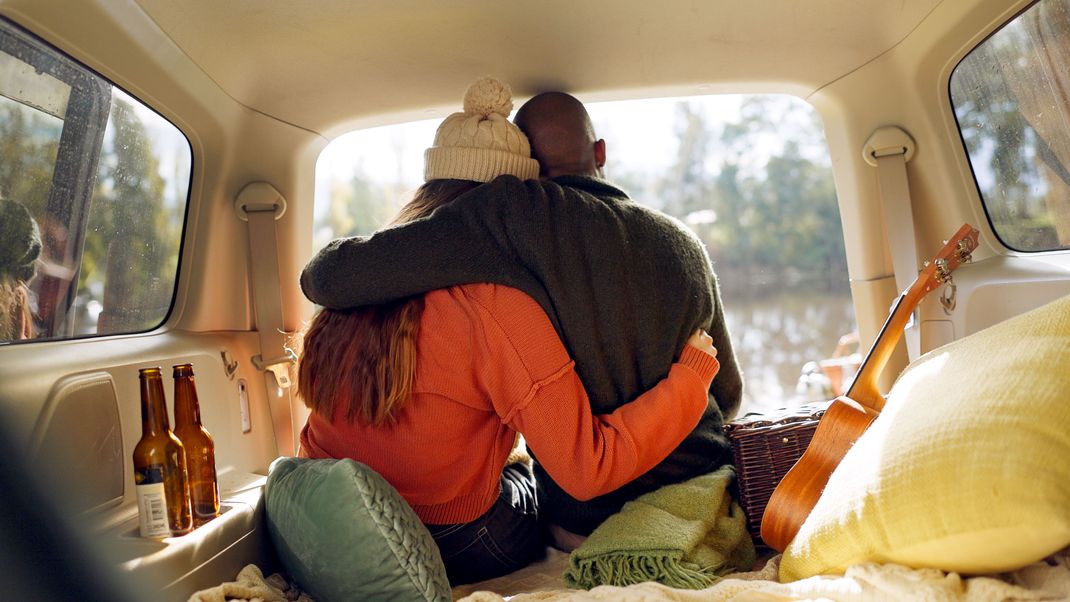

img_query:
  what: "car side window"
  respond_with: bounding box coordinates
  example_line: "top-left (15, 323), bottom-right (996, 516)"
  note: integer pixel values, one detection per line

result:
top-left (0, 19), bottom-right (191, 344)
top-left (950, 0), bottom-right (1070, 252)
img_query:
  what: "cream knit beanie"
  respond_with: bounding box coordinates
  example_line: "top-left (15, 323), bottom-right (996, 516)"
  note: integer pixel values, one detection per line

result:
top-left (424, 77), bottom-right (539, 182)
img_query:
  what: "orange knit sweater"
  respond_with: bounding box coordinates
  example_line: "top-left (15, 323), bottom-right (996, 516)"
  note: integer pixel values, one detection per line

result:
top-left (299, 283), bottom-right (719, 524)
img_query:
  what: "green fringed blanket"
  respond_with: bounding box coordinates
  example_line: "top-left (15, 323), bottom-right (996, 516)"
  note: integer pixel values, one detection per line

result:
top-left (564, 466), bottom-right (756, 590)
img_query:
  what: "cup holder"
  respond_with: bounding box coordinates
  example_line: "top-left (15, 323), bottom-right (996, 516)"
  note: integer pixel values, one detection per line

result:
top-left (121, 504), bottom-right (233, 541)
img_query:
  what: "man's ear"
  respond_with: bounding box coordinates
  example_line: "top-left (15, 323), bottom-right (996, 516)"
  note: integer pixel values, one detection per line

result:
top-left (594, 139), bottom-right (606, 169)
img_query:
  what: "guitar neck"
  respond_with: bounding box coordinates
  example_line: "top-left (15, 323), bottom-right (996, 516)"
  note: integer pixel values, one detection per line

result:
top-left (845, 293), bottom-right (909, 413)
top-left (840, 223), bottom-right (978, 414)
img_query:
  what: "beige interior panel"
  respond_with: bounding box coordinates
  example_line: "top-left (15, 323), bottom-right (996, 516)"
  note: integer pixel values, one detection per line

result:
top-left (1, 332), bottom-right (279, 473)
top-left (955, 256), bottom-right (1070, 336)
top-left (0, 330), bottom-right (284, 598)
top-left (919, 318), bottom-right (955, 352)
top-left (30, 372), bottom-right (125, 515)
top-left (107, 471), bottom-right (273, 601)
top-left (879, 254), bottom-right (1070, 382)
top-left (131, 0), bottom-right (943, 136)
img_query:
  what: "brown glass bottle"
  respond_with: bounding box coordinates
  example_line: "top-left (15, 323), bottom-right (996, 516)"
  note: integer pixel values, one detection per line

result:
top-left (173, 363), bottom-right (220, 526)
top-left (133, 367), bottom-right (192, 537)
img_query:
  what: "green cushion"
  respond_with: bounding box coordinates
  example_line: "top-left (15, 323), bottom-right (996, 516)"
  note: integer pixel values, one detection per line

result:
top-left (265, 457), bottom-right (451, 602)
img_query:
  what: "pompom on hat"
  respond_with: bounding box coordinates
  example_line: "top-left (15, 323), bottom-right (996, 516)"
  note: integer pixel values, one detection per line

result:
top-left (424, 77), bottom-right (539, 182)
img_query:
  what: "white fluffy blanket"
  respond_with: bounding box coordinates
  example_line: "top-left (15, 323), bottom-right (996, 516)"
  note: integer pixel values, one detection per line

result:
top-left (187, 564), bottom-right (315, 602)
top-left (453, 548), bottom-right (1070, 602)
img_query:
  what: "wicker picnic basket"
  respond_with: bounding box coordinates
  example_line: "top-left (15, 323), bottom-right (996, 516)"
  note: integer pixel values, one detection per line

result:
top-left (723, 402), bottom-right (828, 544)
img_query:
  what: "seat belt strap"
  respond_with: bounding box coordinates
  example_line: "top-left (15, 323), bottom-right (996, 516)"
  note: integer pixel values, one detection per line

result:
top-left (237, 182), bottom-right (298, 457)
top-left (864, 127), bottom-right (921, 360)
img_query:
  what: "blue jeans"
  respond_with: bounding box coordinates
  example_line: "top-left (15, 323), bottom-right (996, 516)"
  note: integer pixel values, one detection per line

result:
top-left (425, 463), bottom-right (544, 585)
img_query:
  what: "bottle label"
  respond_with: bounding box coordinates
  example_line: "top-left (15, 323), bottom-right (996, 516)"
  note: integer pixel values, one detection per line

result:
top-left (135, 465), bottom-right (170, 538)
top-left (134, 464), bottom-right (166, 486)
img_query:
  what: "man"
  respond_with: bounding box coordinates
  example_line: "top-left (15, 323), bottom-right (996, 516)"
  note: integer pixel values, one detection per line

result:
top-left (301, 91), bottom-right (742, 543)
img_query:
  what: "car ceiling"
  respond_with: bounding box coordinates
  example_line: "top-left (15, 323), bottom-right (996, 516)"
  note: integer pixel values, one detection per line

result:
top-left (134, 0), bottom-right (943, 135)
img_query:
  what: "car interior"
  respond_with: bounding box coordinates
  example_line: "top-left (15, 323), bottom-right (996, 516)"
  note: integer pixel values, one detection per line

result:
top-left (0, 0), bottom-right (1068, 600)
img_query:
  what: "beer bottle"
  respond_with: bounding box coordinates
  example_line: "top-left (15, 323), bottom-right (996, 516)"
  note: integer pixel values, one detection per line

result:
top-left (133, 367), bottom-right (192, 537)
top-left (172, 363), bottom-right (219, 526)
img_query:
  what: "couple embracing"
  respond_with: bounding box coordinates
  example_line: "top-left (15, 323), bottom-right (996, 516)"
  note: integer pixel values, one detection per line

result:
top-left (297, 77), bottom-right (742, 585)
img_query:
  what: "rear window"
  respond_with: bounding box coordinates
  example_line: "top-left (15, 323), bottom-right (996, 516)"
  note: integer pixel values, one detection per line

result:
top-left (315, 94), bottom-right (853, 415)
top-left (0, 20), bottom-right (191, 344)
top-left (950, 0), bottom-right (1070, 252)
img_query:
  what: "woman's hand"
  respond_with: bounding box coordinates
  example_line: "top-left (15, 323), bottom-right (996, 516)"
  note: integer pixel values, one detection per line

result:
top-left (686, 329), bottom-right (717, 359)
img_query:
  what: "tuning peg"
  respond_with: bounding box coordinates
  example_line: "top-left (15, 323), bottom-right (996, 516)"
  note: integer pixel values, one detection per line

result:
top-left (934, 258), bottom-right (952, 283)
top-left (955, 240), bottom-right (974, 263)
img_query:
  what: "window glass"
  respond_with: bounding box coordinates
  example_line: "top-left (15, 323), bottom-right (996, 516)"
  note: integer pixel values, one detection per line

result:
top-left (0, 20), bottom-right (191, 343)
top-left (315, 95), bottom-right (854, 414)
top-left (950, 0), bottom-right (1070, 252)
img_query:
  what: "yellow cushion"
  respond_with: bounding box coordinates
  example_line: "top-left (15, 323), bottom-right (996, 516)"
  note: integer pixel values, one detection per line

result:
top-left (780, 294), bottom-right (1070, 581)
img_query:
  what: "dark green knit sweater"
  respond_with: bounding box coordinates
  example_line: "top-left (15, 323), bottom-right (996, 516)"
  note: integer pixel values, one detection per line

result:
top-left (301, 175), bottom-right (742, 533)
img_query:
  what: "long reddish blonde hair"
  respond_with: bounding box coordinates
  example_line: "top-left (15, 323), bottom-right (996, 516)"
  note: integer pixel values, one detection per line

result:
top-left (297, 179), bottom-right (478, 426)
top-left (0, 278), bottom-right (34, 340)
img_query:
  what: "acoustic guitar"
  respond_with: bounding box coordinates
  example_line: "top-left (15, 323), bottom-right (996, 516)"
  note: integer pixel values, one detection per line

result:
top-left (760, 223), bottom-right (980, 552)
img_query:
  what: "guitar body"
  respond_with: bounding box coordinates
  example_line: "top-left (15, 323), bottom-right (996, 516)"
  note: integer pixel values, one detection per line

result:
top-left (760, 396), bottom-right (880, 552)
top-left (758, 223), bottom-right (979, 552)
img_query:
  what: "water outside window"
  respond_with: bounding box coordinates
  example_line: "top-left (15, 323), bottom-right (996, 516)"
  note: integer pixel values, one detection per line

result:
top-left (313, 95), bottom-right (855, 416)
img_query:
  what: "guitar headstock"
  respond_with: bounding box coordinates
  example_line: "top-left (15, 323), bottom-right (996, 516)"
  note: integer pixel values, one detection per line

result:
top-left (917, 224), bottom-right (980, 295)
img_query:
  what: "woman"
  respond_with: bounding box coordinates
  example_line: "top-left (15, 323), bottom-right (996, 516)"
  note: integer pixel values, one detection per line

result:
top-left (0, 199), bottom-right (41, 341)
top-left (296, 78), bottom-right (720, 585)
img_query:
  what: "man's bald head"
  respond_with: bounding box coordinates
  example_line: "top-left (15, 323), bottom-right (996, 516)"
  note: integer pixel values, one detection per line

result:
top-left (514, 92), bottom-right (606, 179)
